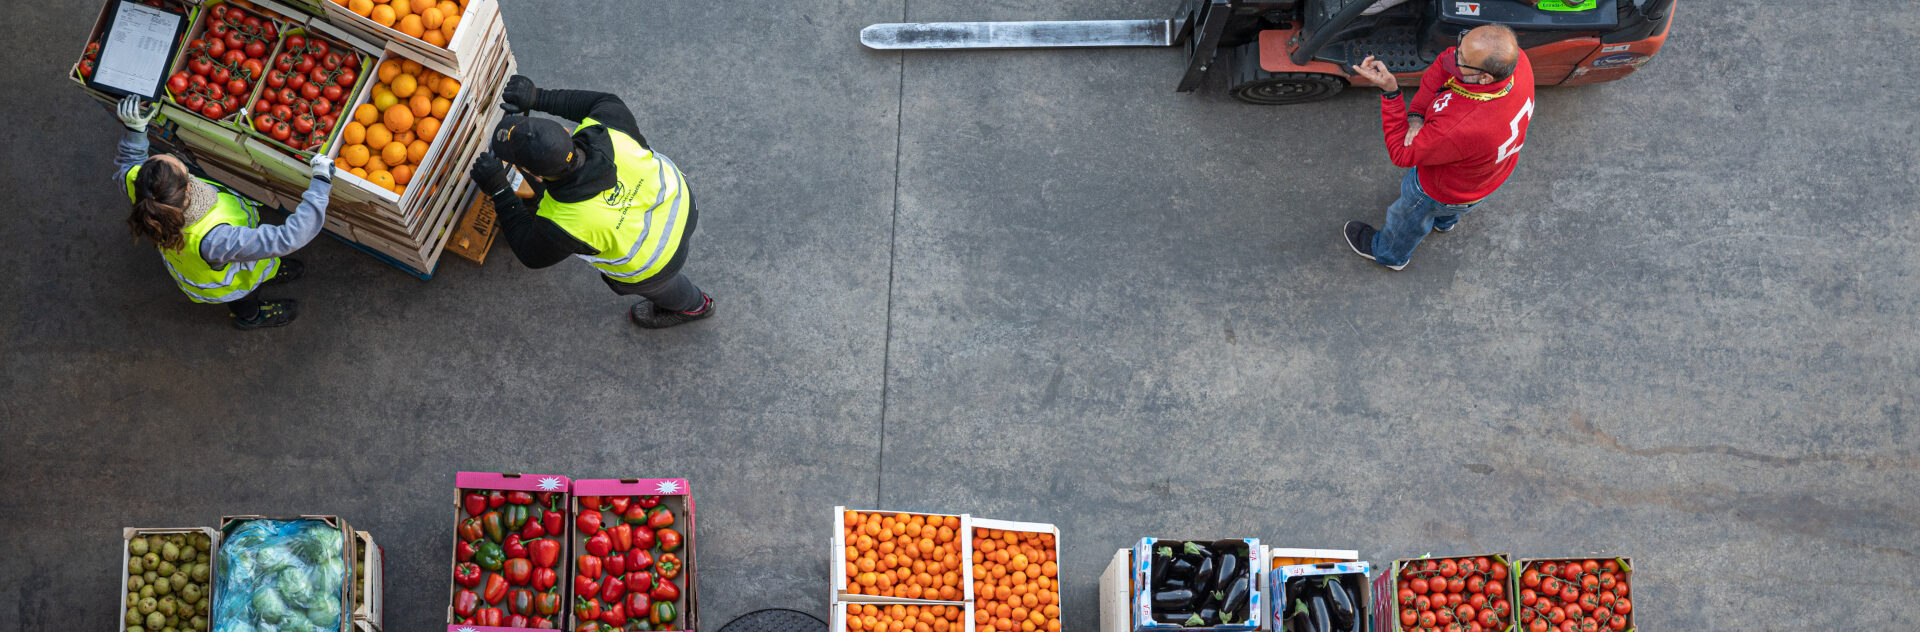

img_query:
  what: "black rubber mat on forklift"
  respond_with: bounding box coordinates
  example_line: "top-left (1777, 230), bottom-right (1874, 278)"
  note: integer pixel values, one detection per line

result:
top-left (717, 608), bottom-right (828, 632)
top-left (1330, 25), bottom-right (1428, 72)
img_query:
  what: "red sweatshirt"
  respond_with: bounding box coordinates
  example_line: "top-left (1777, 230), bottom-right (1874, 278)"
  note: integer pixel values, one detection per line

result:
top-left (1379, 48), bottom-right (1535, 204)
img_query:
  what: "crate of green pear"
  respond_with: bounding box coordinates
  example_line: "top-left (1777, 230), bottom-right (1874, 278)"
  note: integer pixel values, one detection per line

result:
top-left (122, 528), bottom-right (219, 632)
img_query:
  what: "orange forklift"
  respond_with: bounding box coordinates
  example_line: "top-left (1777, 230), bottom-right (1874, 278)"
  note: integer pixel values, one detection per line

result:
top-left (862, 0), bottom-right (1675, 105)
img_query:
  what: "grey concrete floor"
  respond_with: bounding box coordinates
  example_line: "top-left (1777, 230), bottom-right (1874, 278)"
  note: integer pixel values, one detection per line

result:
top-left (4, 0), bottom-right (1919, 630)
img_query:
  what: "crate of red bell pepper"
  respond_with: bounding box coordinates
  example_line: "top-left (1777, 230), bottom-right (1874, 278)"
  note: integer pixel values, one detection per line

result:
top-left (448, 472), bottom-right (571, 631)
top-left (570, 478), bottom-right (697, 632)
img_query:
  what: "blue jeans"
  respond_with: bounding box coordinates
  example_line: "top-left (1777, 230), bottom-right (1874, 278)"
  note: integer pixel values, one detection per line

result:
top-left (1371, 168), bottom-right (1482, 267)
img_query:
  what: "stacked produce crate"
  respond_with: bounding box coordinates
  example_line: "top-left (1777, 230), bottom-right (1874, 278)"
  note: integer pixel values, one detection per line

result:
top-left (119, 516), bottom-right (383, 632)
top-left (70, 0), bottom-right (513, 278)
top-left (829, 507), bottom-right (1065, 632)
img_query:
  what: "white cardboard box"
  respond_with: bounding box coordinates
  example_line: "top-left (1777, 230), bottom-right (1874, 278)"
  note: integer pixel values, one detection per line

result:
top-left (969, 517), bottom-right (1064, 630)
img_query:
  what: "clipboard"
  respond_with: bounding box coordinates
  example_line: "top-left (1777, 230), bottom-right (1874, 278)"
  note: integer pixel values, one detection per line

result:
top-left (86, 0), bottom-right (190, 100)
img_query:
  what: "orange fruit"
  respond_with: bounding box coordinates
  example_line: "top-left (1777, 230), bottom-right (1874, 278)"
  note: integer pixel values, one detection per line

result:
top-left (391, 164), bottom-right (413, 185)
top-left (342, 121), bottom-right (367, 145)
top-left (435, 0), bottom-right (457, 15)
top-left (383, 103), bottom-right (414, 133)
top-left (422, 29), bottom-right (447, 47)
top-left (371, 85), bottom-right (398, 111)
top-left (354, 103), bottom-right (381, 126)
top-left (369, 4), bottom-right (395, 26)
top-left (435, 77), bottom-right (461, 98)
top-left (340, 144), bottom-right (370, 167)
top-left (365, 124), bottom-right (393, 151)
top-left (408, 92), bottom-right (433, 118)
top-left (410, 0), bottom-right (433, 12)
top-left (377, 60), bottom-right (403, 84)
top-left (380, 140), bottom-right (408, 167)
top-left (389, 72), bottom-right (418, 98)
top-left (348, 0), bottom-right (372, 15)
top-left (430, 96), bottom-right (451, 118)
top-left (406, 139), bottom-right (429, 163)
top-left (394, 129), bottom-right (416, 146)
top-left (349, 167), bottom-right (367, 179)
top-left (364, 156), bottom-right (388, 174)
top-left (441, 14), bottom-right (460, 38)
top-left (367, 169), bottom-right (395, 190)
top-left (401, 60), bottom-right (424, 75)
top-left (397, 14), bottom-right (424, 38)
top-left (415, 116), bottom-right (440, 142)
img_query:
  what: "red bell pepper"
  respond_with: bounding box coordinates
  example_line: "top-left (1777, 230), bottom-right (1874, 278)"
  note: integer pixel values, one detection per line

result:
top-left (488, 490), bottom-right (507, 508)
top-left (638, 495), bottom-right (660, 509)
top-left (509, 588), bottom-right (533, 615)
top-left (658, 528), bottom-right (682, 552)
top-left (454, 562), bottom-right (483, 587)
top-left (520, 515), bottom-right (547, 539)
top-left (575, 623), bottom-right (603, 632)
top-left (464, 491), bottom-right (489, 517)
top-left (507, 490), bottom-right (534, 505)
top-left (543, 509), bottom-right (565, 537)
top-left (580, 496), bottom-right (603, 511)
top-left (577, 510), bottom-right (603, 536)
top-left (608, 496), bottom-right (630, 514)
top-left (601, 575), bottom-right (625, 602)
top-left (632, 526), bottom-right (656, 551)
top-left (625, 592), bottom-right (652, 621)
top-left (534, 591), bottom-right (561, 616)
top-left (478, 607), bottom-right (504, 627)
top-left (505, 558), bottom-right (533, 586)
top-left (504, 534), bottom-right (528, 559)
top-left (609, 523), bottom-right (633, 552)
top-left (600, 603), bottom-right (627, 627)
top-left (577, 554), bottom-right (602, 579)
top-left (458, 518), bottom-right (484, 543)
top-left (484, 573), bottom-right (509, 605)
top-left (606, 553), bottom-right (626, 576)
top-left (626, 571), bottom-right (653, 593)
top-left (530, 538), bottom-right (561, 568)
top-left (531, 616), bottom-right (556, 629)
top-left (532, 566), bottom-right (558, 592)
top-left (646, 507), bottom-right (675, 529)
top-left (482, 511), bottom-right (505, 543)
top-left (507, 614), bottom-right (529, 629)
top-left (574, 597), bottom-right (602, 621)
top-left (657, 553), bottom-right (681, 579)
top-left (453, 589), bottom-right (479, 618)
top-left (575, 575), bottom-right (601, 599)
top-left (621, 503), bottom-right (648, 525)
top-left (650, 577), bottom-right (679, 602)
top-left (455, 540), bottom-right (478, 562)
top-left (585, 531), bottom-right (612, 557)
top-left (627, 549), bottom-right (654, 572)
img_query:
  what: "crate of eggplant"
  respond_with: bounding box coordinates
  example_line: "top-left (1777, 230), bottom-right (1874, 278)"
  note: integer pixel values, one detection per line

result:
top-left (1131, 538), bottom-right (1261, 631)
top-left (1271, 561), bottom-right (1368, 632)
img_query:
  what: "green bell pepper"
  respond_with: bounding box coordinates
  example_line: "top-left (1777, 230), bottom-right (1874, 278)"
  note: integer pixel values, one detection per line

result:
top-left (649, 601), bottom-right (676, 626)
top-left (474, 540), bottom-right (505, 571)
top-left (506, 504), bottom-right (530, 531)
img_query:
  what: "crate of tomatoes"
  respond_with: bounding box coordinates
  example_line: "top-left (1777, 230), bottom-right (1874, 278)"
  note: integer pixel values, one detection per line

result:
top-left (242, 24), bottom-right (375, 158)
top-left (162, 0), bottom-right (298, 127)
top-left (570, 478), bottom-right (697, 632)
top-left (448, 472), bottom-right (572, 632)
top-left (1512, 558), bottom-right (1632, 632)
top-left (1370, 554), bottom-right (1516, 632)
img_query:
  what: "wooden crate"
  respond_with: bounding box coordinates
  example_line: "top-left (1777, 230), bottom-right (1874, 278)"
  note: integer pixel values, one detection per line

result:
top-left (319, 0), bottom-right (500, 78)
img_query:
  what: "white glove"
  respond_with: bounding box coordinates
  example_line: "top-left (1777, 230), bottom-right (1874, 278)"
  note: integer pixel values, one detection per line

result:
top-left (117, 96), bottom-right (160, 132)
top-left (309, 152), bottom-right (335, 181)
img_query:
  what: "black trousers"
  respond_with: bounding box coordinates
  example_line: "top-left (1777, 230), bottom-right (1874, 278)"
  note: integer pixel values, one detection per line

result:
top-left (601, 193), bottom-right (703, 312)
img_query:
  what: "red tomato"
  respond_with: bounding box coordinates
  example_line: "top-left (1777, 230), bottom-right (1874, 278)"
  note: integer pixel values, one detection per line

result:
top-left (1549, 607), bottom-right (1566, 624)
top-left (168, 72), bottom-right (190, 94)
top-left (311, 98), bottom-right (332, 117)
top-left (1491, 600), bottom-right (1510, 617)
top-left (1446, 592), bottom-right (1463, 608)
top-left (205, 84), bottom-right (225, 101)
top-left (1539, 563), bottom-right (1559, 577)
top-left (208, 65), bottom-right (230, 84)
top-left (224, 31), bottom-right (245, 51)
top-left (1611, 598), bottom-right (1629, 615)
top-left (274, 54), bottom-right (295, 72)
top-left (221, 49), bottom-right (246, 66)
top-left (1490, 564), bottom-right (1509, 582)
top-left (245, 39), bottom-right (268, 59)
top-left (286, 35), bottom-right (306, 51)
top-left (270, 121), bottom-right (290, 141)
top-left (1607, 615), bottom-right (1626, 630)
top-left (1436, 608), bottom-right (1454, 626)
top-left (300, 82), bottom-right (322, 100)
top-left (271, 104), bottom-right (292, 121)
top-left (243, 16), bottom-right (262, 30)
top-left (288, 99), bottom-right (310, 115)
top-left (267, 69), bottom-right (286, 89)
top-left (277, 87), bottom-right (299, 106)
top-left (241, 58), bottom-right (264, 81)
top-left (1468, 593), bottom-right (1487, 609)
top-left (287, 72), bottom-right (306, 90)
top-left (187, 55), bottom-right (212, 76)
top-left (260, 23), bottom-right (277, 41)
top-left (1522, 570), bottom-right (1541, 588)
top-left (1520, 589), bottom-right (1537, 607)
top-left (1476, 557), bottom-right (1492, 573)
top-left (1591, 607), bottom-right (1610, 621)
top-left (254, 115), bottom-right (276, 132)
top-left (1414, 596), bottom-right (1432, 612)
top-left (1447, 577), bottom-right (1466, 594)
top-left (189, 74), bottom-right (208, 89)
top-left (295, 55), bottom-right (316, 73)
top-left (334, 67), bottom-right (356, 86)
top-left (1402, 610), bottom-right (1419, 627)
top-left (79, 59), bottom-right (96, 78)
top-left (322, 84), bottom-right (343, 103)
top-left (1581, 560), bottom-right (1599, 573)
top-left (1612, 582), bottom-right (1628, 597)
top-left (1479, 609), bottom-right (1499, 627)
top-left (309, 39), bottom-right (330, 56)
top-left (1529, 619), bottom-right (1548, 632)
top-left (1438, 560), bottom-right (1458, 578)
top-left (1456, 605), bottom-right (1475, 623)
top-left (1579, 619), bottom-right (1599, 632)
top-left (1565, 604), bottom-right (1583, 620)
top-left (254, 99), bottom-right (273, 114)
top-left (1400, 588), bottom-right (1416, 607)
top-left (322, 51), bottom-right (342, 70)
top-left (201, 101), bottom-right (225, 119)
top-left (316, 113), bottom-right (336, 135)
top-left (206, 38), bottom-right (226, 57)
top-left (211, 5), bottom-right (228, 19)
top-left (310, 67), bottom-right (331, 86)
top-left (1467, 575), bottom-right (1487, 593)
top-left (1411, 578), bottom-right (1430, 595)
top-left (1486, 582), bottom-right (1505, 599)
top-left (1597, 591), bottom-right (1616, 607)
top-left (1419, 612), bottom-right (1437, 628)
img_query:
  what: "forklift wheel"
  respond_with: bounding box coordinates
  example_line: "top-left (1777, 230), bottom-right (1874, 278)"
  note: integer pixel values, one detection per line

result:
top-left (1229, 72), bottom-right (1345, 105)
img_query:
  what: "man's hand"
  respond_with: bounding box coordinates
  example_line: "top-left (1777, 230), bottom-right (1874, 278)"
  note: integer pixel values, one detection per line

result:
top-left (117, 95), bottom-right (160, 132)
top-left (308, 152), bottom-right (334, 181)
top-left (499, 75), bottom-right (538, 114)
top-left (470, 152), bottom-right (510, 195)
top-left (1405, 117), bottom-right (1423, 146)
top-left (1349, 55), bottom-right (1398, 92)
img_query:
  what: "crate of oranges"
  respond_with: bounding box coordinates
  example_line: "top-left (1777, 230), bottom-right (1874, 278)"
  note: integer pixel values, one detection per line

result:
top-left (320, 0), bottom-right (500, 77)
top-left (330, 51), bottom-right (464, 198)
top-left (835, 602), bottom-right (973, 632)
top-left (969, 519), bottom-right (1062, 632)
top-left (833, 507), bottom-right (974, 604)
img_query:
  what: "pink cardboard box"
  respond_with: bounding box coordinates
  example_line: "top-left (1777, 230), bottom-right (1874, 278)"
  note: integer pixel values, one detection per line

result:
top-left (570, 478), bottom-right (698, 632)
top-left (448, 472), bottom-right (572, 632)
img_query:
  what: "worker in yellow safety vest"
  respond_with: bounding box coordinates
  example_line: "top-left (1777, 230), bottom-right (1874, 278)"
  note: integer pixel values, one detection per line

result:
top-left (111, 97), bottom-right (335, 329)
top-left (468, 76), bottom-right (713, 328)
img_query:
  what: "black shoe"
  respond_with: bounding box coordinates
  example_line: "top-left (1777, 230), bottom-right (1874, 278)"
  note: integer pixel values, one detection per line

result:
top-left (630, 294), bottom-right (714, 329)
top-left (1344, 221), bottom-right (1406, 270)
top-left (231, 299), bottom-right (299, 330)
top-left (266, 257), bottom-right (305, 285)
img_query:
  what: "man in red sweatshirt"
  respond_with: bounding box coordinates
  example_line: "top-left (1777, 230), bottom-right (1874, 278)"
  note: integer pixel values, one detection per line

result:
top-left (1343, 25), bottom-right (1535, 270)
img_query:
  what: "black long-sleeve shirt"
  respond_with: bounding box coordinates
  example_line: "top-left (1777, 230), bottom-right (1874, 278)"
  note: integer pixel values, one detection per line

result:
top-left (490, 90), bottom-right (651, 268)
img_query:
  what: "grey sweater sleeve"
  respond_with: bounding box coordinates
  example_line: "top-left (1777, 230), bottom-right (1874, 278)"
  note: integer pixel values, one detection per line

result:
top-left (199, 177), bottom-right (332, 264)
top-left (114, 128), bottom-right (148, 184)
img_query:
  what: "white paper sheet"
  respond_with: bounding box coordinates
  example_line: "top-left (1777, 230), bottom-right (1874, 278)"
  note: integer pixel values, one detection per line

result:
top-left (94, 1), bottom-right (183, 97)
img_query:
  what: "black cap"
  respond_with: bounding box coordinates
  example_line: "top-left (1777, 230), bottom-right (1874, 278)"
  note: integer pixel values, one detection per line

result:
top-left (491, 116), bottom-right (576, 179)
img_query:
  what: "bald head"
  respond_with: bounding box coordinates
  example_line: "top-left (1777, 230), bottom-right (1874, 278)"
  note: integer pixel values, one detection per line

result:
top-left (1458, 25), bottom-right (1518, 83)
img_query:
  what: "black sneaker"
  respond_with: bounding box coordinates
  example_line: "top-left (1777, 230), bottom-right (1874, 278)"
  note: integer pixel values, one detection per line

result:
top-left (630, 294), bottom-right (715, 329)
top-left (265, 257), bottom-right (305, 285)
top-left (231, 299), bottom-right (299, 330)
top-left (1343, 221), bottom-right (1406, 271)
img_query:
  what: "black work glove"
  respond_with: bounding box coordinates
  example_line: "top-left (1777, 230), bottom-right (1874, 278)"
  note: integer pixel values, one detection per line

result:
top-left (499, 75), bottom-right (539, 114)
top-left (470, 152), bottom-right (511, 197)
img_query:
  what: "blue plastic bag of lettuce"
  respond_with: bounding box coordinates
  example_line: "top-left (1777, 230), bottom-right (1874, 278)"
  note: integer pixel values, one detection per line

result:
top-left (213, 519), bottom-right (347, 632)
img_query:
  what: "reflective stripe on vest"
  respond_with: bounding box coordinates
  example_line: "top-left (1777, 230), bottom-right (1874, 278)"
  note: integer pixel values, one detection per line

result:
top-left (124, 165), bottom-right (278, 304)
top-left (534, 119), bottom-right (689, 282)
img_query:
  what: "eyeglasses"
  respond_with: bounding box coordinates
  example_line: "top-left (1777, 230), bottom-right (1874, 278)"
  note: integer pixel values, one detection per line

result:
top-left (1453, 50), bottom-right (1494, 79)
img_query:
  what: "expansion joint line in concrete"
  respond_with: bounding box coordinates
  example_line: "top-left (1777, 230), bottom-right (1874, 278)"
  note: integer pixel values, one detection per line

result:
top-left (877, 0), bottom-right (908, 508)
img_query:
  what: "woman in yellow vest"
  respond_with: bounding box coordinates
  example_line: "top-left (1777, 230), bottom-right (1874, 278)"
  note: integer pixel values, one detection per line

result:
top-left (467, 76), bottom-right (713, 329)
top-left (112, 96), bottom-right (334, 329)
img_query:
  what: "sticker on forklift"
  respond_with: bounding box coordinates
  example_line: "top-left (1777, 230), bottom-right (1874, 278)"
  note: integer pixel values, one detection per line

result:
top-left (1600, 44), bottom-right (1631, 53)
top-left (1590, 52), bottom-right (1650, 68)
top-left (1456, 2), bottom-right (1481, 15)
